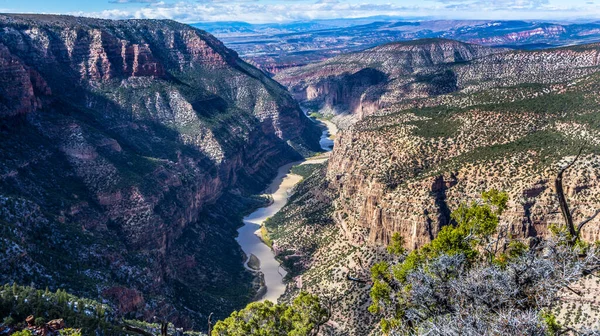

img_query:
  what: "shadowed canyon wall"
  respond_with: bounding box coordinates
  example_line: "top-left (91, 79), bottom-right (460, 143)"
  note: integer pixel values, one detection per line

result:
top-left (0, 14), bottom-right (321, 327)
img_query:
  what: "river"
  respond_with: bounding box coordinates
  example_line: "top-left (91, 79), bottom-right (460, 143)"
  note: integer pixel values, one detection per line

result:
top-left (236, 115), bottom-right (337, 303)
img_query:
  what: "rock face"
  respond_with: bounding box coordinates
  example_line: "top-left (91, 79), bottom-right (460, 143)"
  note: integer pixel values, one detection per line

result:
top-left (276, 39), bottom-right (600, 124)
top-left (319, 41), bottom-right (600, 249)
top-left (276, 39), bottom-right (505, 119)
top-left (0, 14), bottom-right (320, 326)
top-left (268, 40), bottom-right (600, 336)
top-left (0, 43), bottom-right (51, 117)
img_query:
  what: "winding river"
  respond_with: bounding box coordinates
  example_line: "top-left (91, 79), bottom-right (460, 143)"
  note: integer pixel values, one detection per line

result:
top-left (236, 115), bottom-right (337, 303)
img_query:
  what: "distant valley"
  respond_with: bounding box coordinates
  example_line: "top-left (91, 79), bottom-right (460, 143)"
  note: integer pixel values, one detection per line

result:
top-left (194, 18), bottom-right (600, 73)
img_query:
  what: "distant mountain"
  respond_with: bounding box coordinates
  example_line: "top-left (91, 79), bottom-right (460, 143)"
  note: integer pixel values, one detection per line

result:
top-left (194, 18), bottom-right (600, 74)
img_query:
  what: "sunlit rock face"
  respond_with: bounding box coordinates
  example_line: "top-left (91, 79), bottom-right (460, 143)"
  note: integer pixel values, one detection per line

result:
top-left (268, 40), bottom-right (600, 336)
top-left (276, 39), bottom-right (505, 119)
top-left (321, 42), bottom-right (600, 249)
top-left (0, 14), bottom-right (320, 326)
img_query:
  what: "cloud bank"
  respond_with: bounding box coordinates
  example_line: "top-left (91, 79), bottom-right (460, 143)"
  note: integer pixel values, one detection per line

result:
top-left (62, 0), bottom-right (600, 23)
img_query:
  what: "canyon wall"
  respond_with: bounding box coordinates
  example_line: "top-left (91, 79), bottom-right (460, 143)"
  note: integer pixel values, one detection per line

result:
top-left (267, 40), bottom-right (600, 336)
top-left (321, 44), bottom-right (600, 249)
top-left (0, 14), bottom-right (320, 327)
top-left (276, 39), bottom-right (505, 118)
top-left (276, 40), bottom-right (600, 122)
top-left (275, 39), bottom-right (600, 250)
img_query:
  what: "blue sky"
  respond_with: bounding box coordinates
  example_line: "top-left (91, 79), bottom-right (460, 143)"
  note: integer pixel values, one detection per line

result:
top-left (1, 0), bottom-right (599, 23)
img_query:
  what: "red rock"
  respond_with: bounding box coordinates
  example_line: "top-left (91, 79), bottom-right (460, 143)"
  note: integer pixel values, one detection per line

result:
top-left (102, 287), bottom-right (144, 314)
top-left (46, 319), bottom-right (65, 330)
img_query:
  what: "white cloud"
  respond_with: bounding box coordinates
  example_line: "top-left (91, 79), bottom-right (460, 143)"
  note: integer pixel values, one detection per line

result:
top-left (72, 2), bottom-right (422, 23)
top-left (67, 0), bottom-right (600, 23)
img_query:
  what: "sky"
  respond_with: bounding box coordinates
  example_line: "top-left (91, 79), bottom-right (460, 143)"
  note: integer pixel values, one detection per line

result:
top-left (0, 0), bottom-right (599, 24)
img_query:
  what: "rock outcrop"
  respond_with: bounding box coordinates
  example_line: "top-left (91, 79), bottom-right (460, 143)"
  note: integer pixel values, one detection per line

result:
top-left (319, 42), bottom-right (600, 249)
top-left (0, 14), bottom-right (320, 327)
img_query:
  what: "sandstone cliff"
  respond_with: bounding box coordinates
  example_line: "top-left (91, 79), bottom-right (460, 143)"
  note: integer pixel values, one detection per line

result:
top-left (0, 14), bottom-right (320, 327)
top-left (268, 41), bottom-right (600, 335)
top-left (275, 39), bottom-right (505, 119)
top-left (276, 39), bottom-right (600, 125)
top-left (320, 43), bottom-right (600, 249)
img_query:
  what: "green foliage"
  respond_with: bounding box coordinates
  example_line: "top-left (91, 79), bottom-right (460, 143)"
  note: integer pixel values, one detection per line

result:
top-left (541, 310), bottom-right (562, 336)
top-left (451, 199), bottom-right (503, 242)
top-left (427, 222), bottom-right (478, 259)
top-left (0, 284), bottom-right (121, 335)
top-left (495, 240), bottom-right (530, 266)
top-left (386, 233), bottom-right (406, 256)
top-left (34, 317), bottom-right (45, 327)
top-left (307, 111), bottom-right (332, 121)
top-left (482, 189), bottom-right (509, 214)
top-left (59, 329), bottom-right (83, 336)
top-left (369, 262), bottom-right (394, 314)
top-left (368, 281), bottom-right (392, 314)
top-left (507, 240), bottom-right (529, 259)
top-left (393, 249), bottom-right (425, 283)
top-left (11, 330), bottom-right (32, 336)
top-left (371, 262), bottom-right (392, 282)
top-left (392, 190), bottom-right (507, 283)
top-left (410, 117), bottom-right (461, 139)
top-left (548, 224), bottom-right (590, 249)
top-left (379, 317), bottom-right (401, 335)
top-left (260, 226), bottom-right (273, 248)
top-left (212, 292), bottom-right (328, 336)
top-left (370, 190), bottom-right (509, 331)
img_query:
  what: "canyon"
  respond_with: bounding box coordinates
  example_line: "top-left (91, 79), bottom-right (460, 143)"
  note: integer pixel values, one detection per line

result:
top-left (276, 39), bottom-right (600, 249)
top-left (0, 13), bottom-right (321, 328)
top-left (236, 116), bottom-right (335, 303)
top-left (197, 19), bottom-right (600, 74)
top-left (269, 38), bottom-right (600, 334)
top-left (2, 13), bottom-right (600, 336)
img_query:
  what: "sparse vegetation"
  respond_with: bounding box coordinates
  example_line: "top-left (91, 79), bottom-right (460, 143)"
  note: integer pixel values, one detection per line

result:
top-left (290, 164), bottom-right (323, 179)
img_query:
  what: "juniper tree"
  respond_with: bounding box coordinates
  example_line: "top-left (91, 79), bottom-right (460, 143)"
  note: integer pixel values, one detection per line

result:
top-left (370, 189), bottom-right (600, 335)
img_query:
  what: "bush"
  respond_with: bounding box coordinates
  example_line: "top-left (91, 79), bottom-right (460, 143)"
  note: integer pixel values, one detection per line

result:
top-left (212, 292), bottom-right (329, 336)
top-left (0, 284), bottom-right (121, 335)
top-left (368, 190), bottom-right (600, 335)
top-left (60, 328), bottom-right (83, 336)
top-left (11, 331), bottom-right (32, 336)
top-left (34, 317), bottom-right (45, 327)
